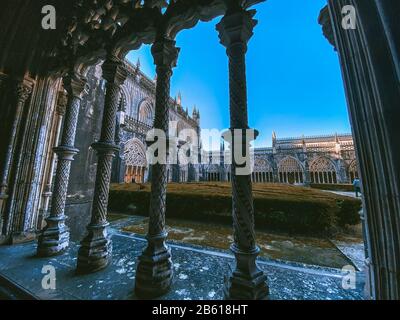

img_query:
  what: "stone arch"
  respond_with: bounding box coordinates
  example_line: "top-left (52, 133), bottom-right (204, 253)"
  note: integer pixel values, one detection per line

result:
top-left (310, 156), bottom-right (338, 184)
top-left (123, 138), bottom-right (147, 183)
top-left (119, 84), bottom-right (132, 115)
top-left (137, 99), bottom-right (154, 126)
top-left (278, 156), bottom-right (304, 184)
top-left (252, 156), bottom-right (273, 183)
top-left (119, 87), bottom-right (128, 112)
top-left (348, 159), bottom-right (359, 183)
top-left (205, 164), bottom-right (221, 182)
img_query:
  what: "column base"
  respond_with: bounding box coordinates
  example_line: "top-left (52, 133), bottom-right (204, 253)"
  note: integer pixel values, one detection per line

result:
top-left (76, 222), bottom-right (112, 274)
top-left (135, 233), bottom-right (173, 298)
top-left (37, 215), bottom-right (69, 257)
top-left (224, 245), bottom-right (270, 300)
top-left (0, 235), bottom-right (9, 245)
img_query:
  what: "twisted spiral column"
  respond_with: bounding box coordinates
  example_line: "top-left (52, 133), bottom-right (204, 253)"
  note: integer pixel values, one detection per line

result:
top-left (135, 38), bottom-right (179, 298)
top-left (37, 91), bottom-right (67, 231)
top-left (37, 74), bottom-right (86, 256)
top-left (217, 6), bottom-right (269, 300)
top-left (0, 77), bottom-right (33, 239)
top-left (77, 59), bottom-right (127, 274)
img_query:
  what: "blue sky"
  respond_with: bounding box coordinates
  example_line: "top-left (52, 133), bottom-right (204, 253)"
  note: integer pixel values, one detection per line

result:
top-left (127, 0), bottom-right (351, 149)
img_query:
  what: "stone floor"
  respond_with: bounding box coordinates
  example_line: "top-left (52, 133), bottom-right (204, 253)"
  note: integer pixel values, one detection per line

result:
top-left (119, 215), bottom-right (364, 270)
top-left (0, 221), bottom-right (366, 300)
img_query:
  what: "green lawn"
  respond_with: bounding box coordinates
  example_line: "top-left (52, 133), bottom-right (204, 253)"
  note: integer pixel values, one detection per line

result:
top-left (109, 182), bottom-right (362, 235)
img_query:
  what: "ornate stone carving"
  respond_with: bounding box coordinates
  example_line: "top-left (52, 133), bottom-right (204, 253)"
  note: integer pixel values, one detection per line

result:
top-left (56, 90), bottom-right (68, 116)
top-left (135, 38), bottom-right (179, 298)
top-left (77, 59), bottom-right (128, 274)
top-left (124, 138), bottom-right (147, 167)
top-left (0, 77), bottom-right (34, 237)
top-left (318, 6), bottom-right (336, 50)
top-left (217, 6), bottom-right (269, 300)
top-left (278, 156), bottom-right (303, 173)
top-left (37, 73), bottom-right (87, 257)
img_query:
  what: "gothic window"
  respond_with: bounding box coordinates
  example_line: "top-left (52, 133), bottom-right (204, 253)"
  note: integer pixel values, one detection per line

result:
top-left (252, 157), bottom-right (273, 183)
top-left (310, 157), bottom-right (338, 184)
top-left (348, 160), bottom-right (359, 183)
top-left (177, 121), bottom-right (186, 137)
top-left (123, 138), bottom-right (147, 184)
top-left (206, 164), bottom-right (220, 181)
top-left (138, 100), bottom-right (153, 126)
top-left (278, 157), bottom-right (304, 184)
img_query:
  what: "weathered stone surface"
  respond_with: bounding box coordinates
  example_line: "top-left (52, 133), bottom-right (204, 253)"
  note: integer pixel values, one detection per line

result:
top-left (135, 38), bottom-right (179, 298)
top-left (0, 225), bottom-right (365, 300)
top-left (65, 65), bottom-right (105, 241)
top-left (0, 0), bottom-right (399, 301)
top-left (320, 0), bottom-right (400, 299)
top-left (217, 5), bottom-right (269, 300)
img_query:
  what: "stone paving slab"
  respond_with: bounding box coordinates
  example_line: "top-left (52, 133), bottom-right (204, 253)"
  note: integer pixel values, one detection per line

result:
top-left (0, 229), bottom-right (365, 300)
top-left (330, 238), bottom-right (365, 272)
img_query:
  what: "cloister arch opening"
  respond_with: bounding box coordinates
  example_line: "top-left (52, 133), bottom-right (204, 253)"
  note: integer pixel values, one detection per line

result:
top-left (252, 157), bottom-right (273, 183)
top-left (205, 164), bottom-right (221, 182)
top-left (278, 156), bottom-right (304, 184)
top-left (348, 160), bottom-right (359, 183)
top-left (0, 0), bottom-right (398, 302)
top-left (310, 156), bottom-right (338, 184)
top-left (123, 138), bottom-right (147, 184)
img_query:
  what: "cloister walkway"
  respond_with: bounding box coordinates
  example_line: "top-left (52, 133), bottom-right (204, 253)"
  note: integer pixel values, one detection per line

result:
top-left (0, 219), bottom-right (365, 300)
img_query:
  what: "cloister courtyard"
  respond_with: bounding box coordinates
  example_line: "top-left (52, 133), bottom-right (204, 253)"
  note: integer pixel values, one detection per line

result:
top-left (0, 182), bottom-right (366, 300)
top-left (0, 0), bottom-right (398, 302)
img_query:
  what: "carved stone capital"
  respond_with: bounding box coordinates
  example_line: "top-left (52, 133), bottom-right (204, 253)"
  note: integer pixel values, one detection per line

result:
top-left (56, 90), bottom-right (68, 116)
top-left (102, 59), bottom-right (128, 86)
top-left (216, 8), bottom-right (258, 52)
top-left (16, 78), bottom-right (34, 104)
top-left (151, 38), bottom-right (180, 69)
top-left (62, 74), bottom-right (87, 99)
top-left (318, 6), bottom-right (337, 50)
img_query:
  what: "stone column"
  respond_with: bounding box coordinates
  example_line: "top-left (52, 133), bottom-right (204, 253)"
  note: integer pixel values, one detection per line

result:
top-left (37, 91), bottom-right (67, 230)
top-left (304, 159), bottom-right (311, 186)
top-left (0, 78), bottom-right (34, 237)
top-left (320, 1), bottom-right (400, 299)
top-left (217, 6), bottom-right (269, 300)
top-left (111, 116), bottom-right (124, 184)
top-left (77, 59), bottom-right (127, 274)
top-left (135, 38), bottom-right (179, 298)
top-left (37, 74), bottom-right (86, 256)
top-left (173, 142), bottom-right (182, 183)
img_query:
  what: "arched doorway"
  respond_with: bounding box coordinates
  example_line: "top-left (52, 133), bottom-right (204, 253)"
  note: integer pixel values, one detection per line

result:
top-left (123, 138), bottom-right (147, 184)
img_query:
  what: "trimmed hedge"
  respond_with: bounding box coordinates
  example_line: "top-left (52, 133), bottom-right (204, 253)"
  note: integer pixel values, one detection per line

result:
top-left (109, 183), bottom-right (362, 235)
